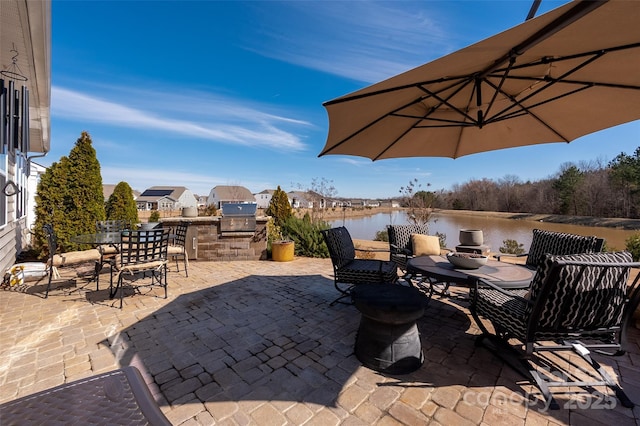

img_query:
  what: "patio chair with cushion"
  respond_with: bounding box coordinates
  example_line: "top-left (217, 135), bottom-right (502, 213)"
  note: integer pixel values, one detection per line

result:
top-left (167, 221), bottom-right (190, 277)
top-left (494, 228), bottom-right (604, 270)
top-left (470, 251), bottom-right (640, 410)
top-left (109, 228), bottom-right (169, 309)
top-left (321, 226), bottom-right (398, 305)
top-left (43, 224), bottom-right (101, 298)
top-left (387, 224), bottom-right (434, 272)
top-left (95, 219), bottom-right (130, 288)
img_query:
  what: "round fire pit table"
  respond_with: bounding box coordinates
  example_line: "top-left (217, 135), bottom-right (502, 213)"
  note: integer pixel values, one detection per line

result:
top-left (351, 284), bottom-right (426, 374)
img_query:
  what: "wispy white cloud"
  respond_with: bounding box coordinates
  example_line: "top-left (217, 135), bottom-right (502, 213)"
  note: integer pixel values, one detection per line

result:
top-left (245, 1), bottom-right (455, 83)
top-left (337, 157), bottom-right (371, 167)
top-left (52, 86), bottom-right (310, 151)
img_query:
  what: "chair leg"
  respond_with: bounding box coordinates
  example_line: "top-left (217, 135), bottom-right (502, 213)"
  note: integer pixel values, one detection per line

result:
top-left (45, 268), bottom-right (53, 299)
top-left (330, 292), bottom-right (353, 306)
top-left (569, 341), bottom-right (634, 408)
top-left (183, 256), bottom-right (188, 277)
top-left (163, 264), bottom-right (168, 299)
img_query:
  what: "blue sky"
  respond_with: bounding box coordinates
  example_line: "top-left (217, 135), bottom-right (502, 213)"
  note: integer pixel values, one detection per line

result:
top-left (49, 0), bottom-right (639, 199)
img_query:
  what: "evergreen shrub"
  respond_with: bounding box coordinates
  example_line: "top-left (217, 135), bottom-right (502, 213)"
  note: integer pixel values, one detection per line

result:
top-left (281, 216), bottom-right (330, 258)
top-left (106, 181), bottom-right (138, 226)
top-left (626, 233), bottom-right (640, 261)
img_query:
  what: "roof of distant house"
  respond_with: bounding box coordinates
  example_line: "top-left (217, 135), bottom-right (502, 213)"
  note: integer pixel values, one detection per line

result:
top-left (103, 184), bottom-right (141, 200)
top-left (137, 186), bottom-right (189, 202)
top-left (256, 189), bottom-right (275, 195)
top-left (211, 185), bottom-right (255, 202)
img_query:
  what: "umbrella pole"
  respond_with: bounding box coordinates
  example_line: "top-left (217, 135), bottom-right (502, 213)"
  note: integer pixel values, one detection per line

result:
top-left (483, 0), bottom-right (606, 78)
top-left (525, 0), bottom-right (541, 21)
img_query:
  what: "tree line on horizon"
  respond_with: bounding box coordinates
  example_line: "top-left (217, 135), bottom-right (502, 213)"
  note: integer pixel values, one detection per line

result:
top-left (422, 146), bottom-right (639, 219)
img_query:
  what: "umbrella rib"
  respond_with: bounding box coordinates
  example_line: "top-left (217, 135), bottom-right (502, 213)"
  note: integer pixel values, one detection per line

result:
top-left (481, 58), bottom-right (516, 127)
top-left (478, 76), bottom-right (579, 141)
top-left (484, 51), bottom-right (603, 125)
top-left (502, 42), bottom-right (640, 74)
top-left (416, 77), bottom-right (478, 125)
top-left (375, 79), bottom-right (477, 159)
top-left (322, 75), bottom-right (467, 106)
top-left (319, 91), bottom-right (448, 156)
top-left (495, 85), bottom-right (592, 123)
top-left (478, 0), bottom-right (606, 78)
top-left (372, 123), bottom-right (420, 161)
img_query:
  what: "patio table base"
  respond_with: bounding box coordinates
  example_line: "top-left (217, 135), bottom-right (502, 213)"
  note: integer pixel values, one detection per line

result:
top-left (352, 284), bottom-right (425, 374)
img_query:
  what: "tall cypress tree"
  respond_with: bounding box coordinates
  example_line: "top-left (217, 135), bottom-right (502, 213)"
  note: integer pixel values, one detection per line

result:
top-left (106, 181), bottom-right (139, 225)
top-left (33, 131), bottom-right (105, 254)
top-left (265, 186), bottom-right (292, 226)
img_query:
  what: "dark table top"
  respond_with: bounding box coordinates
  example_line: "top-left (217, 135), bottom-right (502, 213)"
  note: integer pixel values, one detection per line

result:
top-left (407, 255), bottom-right (534, 289)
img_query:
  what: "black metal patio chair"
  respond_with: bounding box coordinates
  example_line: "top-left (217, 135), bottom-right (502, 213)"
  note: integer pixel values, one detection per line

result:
top-left (494, 228), bottom-right (604, 270)
top-left (167, 221), bottom-right (190, 277)
top-left (95, 219), bottom-right (130, 288)
top-left (387, 224), bottom-right (431, 272)
top-left (470, 251), bottom-right (640, 410)
top-left (43, 224), bottom-right (101, 298)
top-left (321, 226), bottom-right (398, 305)
top-left (109, 229), bottom-right (169, 309)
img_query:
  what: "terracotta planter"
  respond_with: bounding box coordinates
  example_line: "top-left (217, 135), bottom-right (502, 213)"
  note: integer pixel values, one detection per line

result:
top-left (272, 241), bottom-right (295, 262)
top-left (459, 229), bottom-right (483, 246)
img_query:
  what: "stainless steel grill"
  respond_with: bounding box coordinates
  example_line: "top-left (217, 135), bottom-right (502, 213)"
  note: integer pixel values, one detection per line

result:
top-left (220, 203), bottom-right (257, 235)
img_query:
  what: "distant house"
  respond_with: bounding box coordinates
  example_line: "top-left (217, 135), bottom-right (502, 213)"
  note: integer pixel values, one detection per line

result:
top-left (103, 184), bottom-right (140, 202)
top-left (194, 195), bottom-right (207, 208)
top-left (380, 200), bottom-right (401, 208)
top-left (288, 191), bottom-right (313, 209)
top-left (103, 184), bottom-right (116, 202)
top-left (136, 186), bottom-right (197, 211)
top-left (254, 189), bottom-right (275, 209)
top-left (207, 185), bottom-right (256, 209)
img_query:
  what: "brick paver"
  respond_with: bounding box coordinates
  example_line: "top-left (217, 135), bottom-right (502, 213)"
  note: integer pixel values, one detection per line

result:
top-left (1, 258), bottom-right (639, 425)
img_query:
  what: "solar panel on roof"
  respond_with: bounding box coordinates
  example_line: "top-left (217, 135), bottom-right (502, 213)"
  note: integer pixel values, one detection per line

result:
top-left (141, 189), bottom-right (173, 197)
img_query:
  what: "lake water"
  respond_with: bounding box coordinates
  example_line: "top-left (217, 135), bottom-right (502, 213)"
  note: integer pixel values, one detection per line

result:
top-left (331, 211), bottom-right (638, 252)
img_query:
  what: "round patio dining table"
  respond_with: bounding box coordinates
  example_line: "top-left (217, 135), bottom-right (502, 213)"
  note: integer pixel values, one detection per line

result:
top-left (407, 254), bottom-right (534, 290)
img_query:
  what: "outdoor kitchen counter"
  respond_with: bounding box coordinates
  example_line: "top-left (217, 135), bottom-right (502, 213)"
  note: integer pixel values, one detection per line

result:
top-left (160, 216), bottom-right (268, 261)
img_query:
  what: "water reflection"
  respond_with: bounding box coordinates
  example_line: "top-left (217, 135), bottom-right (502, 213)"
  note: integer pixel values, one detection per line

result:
top-left (332, 211), bottom-right (637, 252)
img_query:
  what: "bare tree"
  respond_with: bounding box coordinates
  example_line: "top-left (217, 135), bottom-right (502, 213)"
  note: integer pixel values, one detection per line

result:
top-left (498, 174), bottom-right (522, 212)
top-left (399, 179), bottom-right (434, 226)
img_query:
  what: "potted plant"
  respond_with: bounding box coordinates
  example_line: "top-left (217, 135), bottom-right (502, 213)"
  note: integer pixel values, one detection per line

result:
top-left (267, 218), bottom-right (294, 262)
top-left (266, 187), bottom-right (295, 261)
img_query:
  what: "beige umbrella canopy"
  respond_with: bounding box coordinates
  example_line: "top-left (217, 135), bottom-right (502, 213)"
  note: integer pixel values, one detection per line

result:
top-left (319, 0), bottom-right (640, 160)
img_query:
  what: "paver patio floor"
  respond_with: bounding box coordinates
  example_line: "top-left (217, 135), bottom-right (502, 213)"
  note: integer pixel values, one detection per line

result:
top-left (1, 258), bottom-right (639, 425)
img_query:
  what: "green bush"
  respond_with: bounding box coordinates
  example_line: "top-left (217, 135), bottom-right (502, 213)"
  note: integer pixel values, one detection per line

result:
top-left (106, 181), bottom-right (138, 225)
top-left (374, 229), bottom-right (389, 242)
top-left (499, 239), bottom-right (525, 255)
top-left (281, 216), bottom-right (330, 258)
top-left (266, 186), bottom-right (292, 226)
top-left (149, 211), bottom-right (160, 222)
top-left (33, 131), bottom-right (104, 256)
top-left (626, 233), bottom-right (640, 261)
top-left (435, 232), bottom-right (447, 248)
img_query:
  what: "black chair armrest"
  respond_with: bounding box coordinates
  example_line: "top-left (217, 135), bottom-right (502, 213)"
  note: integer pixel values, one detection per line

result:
top-left (473, 278), bottom-right (533, 304)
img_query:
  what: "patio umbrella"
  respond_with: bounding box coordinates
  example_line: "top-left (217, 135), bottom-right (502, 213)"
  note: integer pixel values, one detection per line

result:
top-left (318, 0), bottom-right (640, 160)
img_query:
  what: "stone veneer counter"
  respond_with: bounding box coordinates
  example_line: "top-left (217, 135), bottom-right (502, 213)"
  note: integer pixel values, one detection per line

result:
top-left (160, 216), bottom-right (268, 261)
